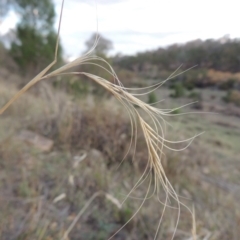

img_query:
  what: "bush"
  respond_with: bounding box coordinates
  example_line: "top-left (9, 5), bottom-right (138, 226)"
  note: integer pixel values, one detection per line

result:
top-left (28, 99), bottom-right (132, 165)
top-left (171, 109), bottom-right (181, 114)
top-left (219, 78), bottom-right (237, 90)
top-left (53, 76), bottom-right (90, 97)
top-left (170, 82), bottom-right (185, 98)
top-left (188, 91), bottom-right (202, 101)
top-left (222, 90), bottom-right (240, 106)
top-left (148, 92), bottom-right (157, 104)
top-left (185, 82), bottom-right (195, 90)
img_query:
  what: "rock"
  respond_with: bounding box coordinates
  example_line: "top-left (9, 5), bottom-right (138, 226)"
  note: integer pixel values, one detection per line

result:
top-left (17, 130), bottom-right (54, 152)
top-left (89, 149), bottom-right (104, 161)
top-left (86, 149), bottom-right (106, 168)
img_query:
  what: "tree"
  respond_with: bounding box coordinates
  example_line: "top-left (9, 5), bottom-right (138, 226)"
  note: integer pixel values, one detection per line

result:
top-left (68, 33), bottom-right (114, 97)
top-left (10, 0), bottom-right (63, 77)
top-left (85, 33), bottom-right (113, 57)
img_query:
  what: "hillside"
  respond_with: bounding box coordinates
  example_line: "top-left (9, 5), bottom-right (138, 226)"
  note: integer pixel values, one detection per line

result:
top-left (0, 67), bottom-right (240, 239)
top-left (113, 38), bottom-right (240, 91)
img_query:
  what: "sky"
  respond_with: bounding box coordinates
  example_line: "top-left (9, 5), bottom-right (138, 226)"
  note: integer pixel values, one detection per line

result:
top-left (1, 0), bottom-right (240, 59)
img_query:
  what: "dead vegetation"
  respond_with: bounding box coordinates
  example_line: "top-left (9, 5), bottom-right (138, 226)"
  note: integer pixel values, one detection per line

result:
top-left (0, 66), bottom-right (240, 239)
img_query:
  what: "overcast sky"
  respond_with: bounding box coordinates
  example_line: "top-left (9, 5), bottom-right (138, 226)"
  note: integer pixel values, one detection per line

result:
top-left (1, 0), bottom-right (240, 59)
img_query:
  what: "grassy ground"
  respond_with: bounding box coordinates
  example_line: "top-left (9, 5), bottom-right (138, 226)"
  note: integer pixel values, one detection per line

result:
top-left (0, 73), bottom-right (240, 240)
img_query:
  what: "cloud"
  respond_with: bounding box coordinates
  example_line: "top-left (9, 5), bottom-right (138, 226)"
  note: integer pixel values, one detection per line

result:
top-left (84, 0), bottom-right (128, 4)
top-left (0, 10), bottom-right (18, 36)
top-left (66, 0), bottom-right (238, 57)
top-left (3, 0), bottom-right (240, 58)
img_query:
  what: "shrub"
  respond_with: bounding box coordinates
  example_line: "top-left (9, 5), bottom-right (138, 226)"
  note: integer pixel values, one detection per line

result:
top-left (185, 81), bottom-right (195, 90)
top-left (148, 92), bottom-right (157, 104)
top-left (188, 91), bottom-right (202, 101)
top-left (53, 76), bottom-right (90, 97)
top-left (219, 78), bottom-right (237, 90)
top-left (170, 82), bottom-right (185, 98)
top-left (171, 109), bottom-right (181, 114)
top-left (222, 90), bottom-right (240, 106)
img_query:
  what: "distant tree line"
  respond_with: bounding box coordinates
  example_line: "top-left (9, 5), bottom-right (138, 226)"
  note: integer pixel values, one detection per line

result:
top-left (114, 38), bottom-right (240, 73)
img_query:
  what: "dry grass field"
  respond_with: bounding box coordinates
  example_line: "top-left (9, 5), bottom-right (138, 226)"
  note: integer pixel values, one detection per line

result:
top-left (0, 67), bottom-right (239, 239)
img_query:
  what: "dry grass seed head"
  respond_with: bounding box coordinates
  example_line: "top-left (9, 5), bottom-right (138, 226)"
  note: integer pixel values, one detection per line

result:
top-left (0, 0), bottom-right (199, 239)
